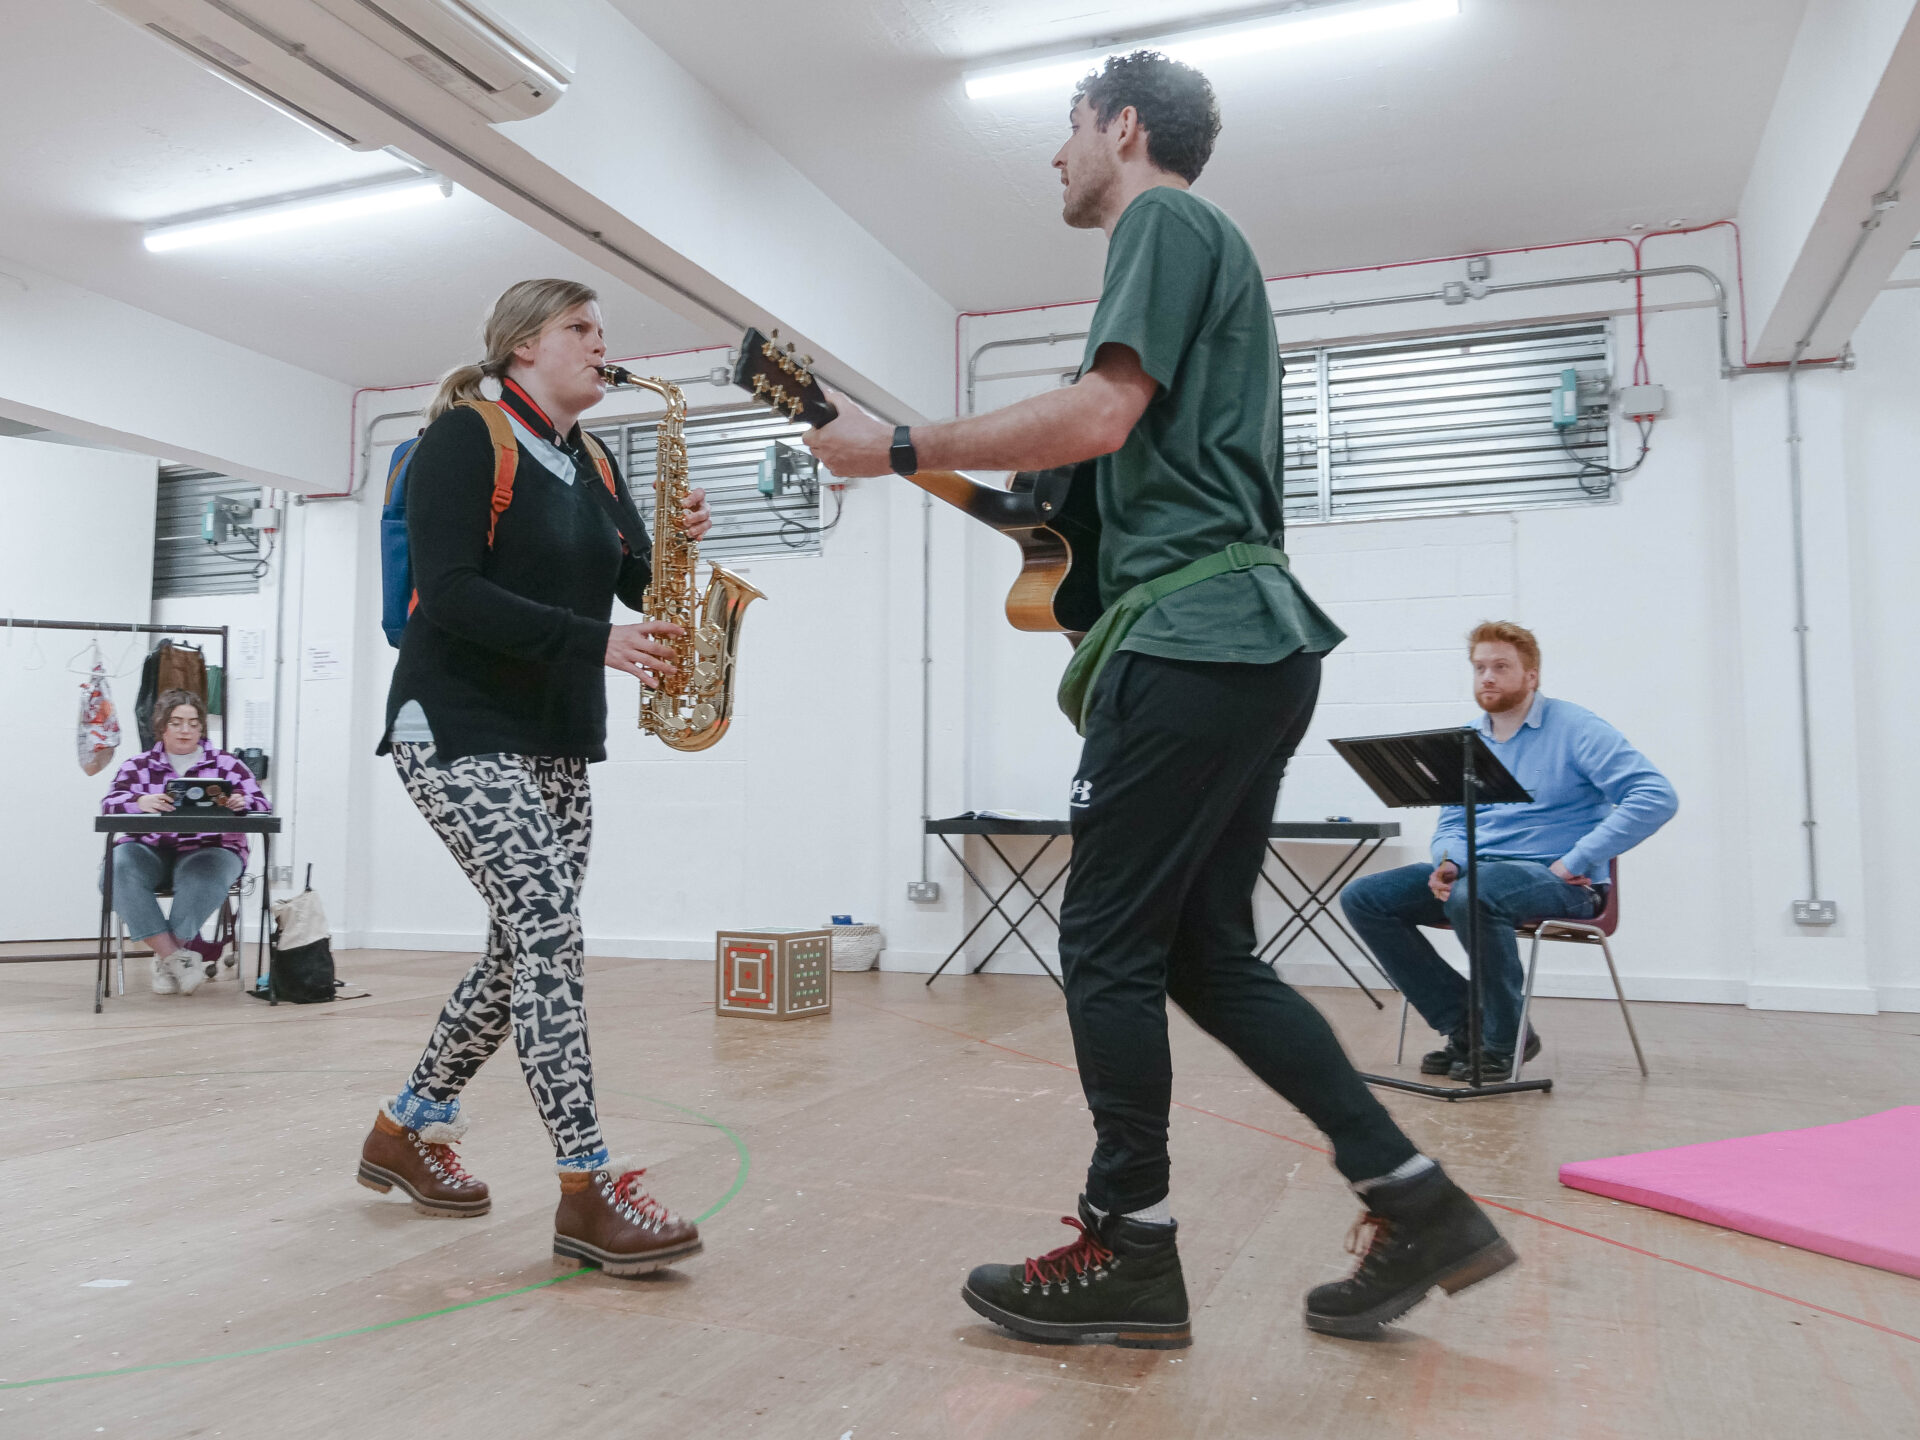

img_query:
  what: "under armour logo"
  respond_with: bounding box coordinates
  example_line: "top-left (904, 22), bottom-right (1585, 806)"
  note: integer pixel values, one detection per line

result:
top-left (1070, 780), bottom-right (1093, 806)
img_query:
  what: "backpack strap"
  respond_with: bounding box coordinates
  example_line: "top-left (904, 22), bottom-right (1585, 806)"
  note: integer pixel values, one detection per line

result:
top-left (453, 399), bottom-right (521, 546)
top-left (580, 431), bottom-right (619, 499)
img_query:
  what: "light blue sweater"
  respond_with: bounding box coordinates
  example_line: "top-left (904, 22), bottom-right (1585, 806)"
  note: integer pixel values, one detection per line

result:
top-left (1429, 694), bottom-right (1677, 883)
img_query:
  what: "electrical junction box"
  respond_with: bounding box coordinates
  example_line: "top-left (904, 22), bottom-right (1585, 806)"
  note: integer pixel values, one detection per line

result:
top-left (1618, 384), bottom-right (1667, 420)
top-left (201, 495), bottom-right (251, 544)
top-left (1549, 368), bottom-right (1581, 429)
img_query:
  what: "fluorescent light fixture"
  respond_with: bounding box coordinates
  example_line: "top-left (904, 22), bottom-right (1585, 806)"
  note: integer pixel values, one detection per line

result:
top-left (964, 0), bottom-right (1459, 100)
top-left (143, 173), bottom-right (452, 253)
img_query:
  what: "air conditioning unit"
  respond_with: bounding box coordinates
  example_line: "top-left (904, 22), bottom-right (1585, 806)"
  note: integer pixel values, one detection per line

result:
top-left (100, 0), bottom-right (574, 149)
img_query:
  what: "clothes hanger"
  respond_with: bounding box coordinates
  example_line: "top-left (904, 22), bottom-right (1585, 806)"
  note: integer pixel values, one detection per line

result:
top-left (108, 631), bottom-right (141, 676)
top-left (68, 638), bottom-right (106, 674)
top-left (20, 623), bottom-right (46, 671)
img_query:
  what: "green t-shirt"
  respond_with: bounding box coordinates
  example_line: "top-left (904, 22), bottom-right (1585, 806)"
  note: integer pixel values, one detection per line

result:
top-left (1082, 187), bottom-right (1344, 664)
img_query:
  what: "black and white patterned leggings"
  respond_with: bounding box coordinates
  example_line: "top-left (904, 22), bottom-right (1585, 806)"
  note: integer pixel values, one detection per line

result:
top-left (391, 742), bottom-right (605, 1166)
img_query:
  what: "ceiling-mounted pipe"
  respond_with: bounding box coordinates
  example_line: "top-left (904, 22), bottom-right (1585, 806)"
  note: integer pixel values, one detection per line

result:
top-left (964, 262), bottom-right (1838, 409)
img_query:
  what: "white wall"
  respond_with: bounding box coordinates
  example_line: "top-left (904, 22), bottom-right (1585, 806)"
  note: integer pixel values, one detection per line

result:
top-left (943, 229), bottom-right (1920, 1013)
top-left (1845, 282), bottom-right (1920, 1008)
top-left (0, 438), bottom-right (157, 941)
top-left (0, 257), bottom-right (351, 492)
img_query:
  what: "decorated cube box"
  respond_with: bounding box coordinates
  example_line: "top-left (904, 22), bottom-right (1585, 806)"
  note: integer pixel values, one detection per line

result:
top-left (715, 927), bottom-right (833, 1020)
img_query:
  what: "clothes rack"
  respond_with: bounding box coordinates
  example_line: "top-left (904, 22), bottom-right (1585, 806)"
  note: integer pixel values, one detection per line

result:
top-left (3, 618), bottom-right (229, 732)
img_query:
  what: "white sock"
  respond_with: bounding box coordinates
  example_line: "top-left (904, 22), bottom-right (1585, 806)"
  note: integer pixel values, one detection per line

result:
top-left (1087, 1198), bottom-right (1174, 1227)
top-left (1353, 1153), bottom-right (1436, 1195)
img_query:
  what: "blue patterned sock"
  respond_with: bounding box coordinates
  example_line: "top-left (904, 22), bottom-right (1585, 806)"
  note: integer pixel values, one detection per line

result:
top-left (555, 1145), bottom-right (611, 1173)
top-left (387, 1087), bottom-right (459, 1130)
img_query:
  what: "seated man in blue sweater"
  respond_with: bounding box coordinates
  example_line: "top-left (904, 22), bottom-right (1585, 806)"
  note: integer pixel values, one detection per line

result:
top-left (1341, 622), bottom-right (1678, 1080)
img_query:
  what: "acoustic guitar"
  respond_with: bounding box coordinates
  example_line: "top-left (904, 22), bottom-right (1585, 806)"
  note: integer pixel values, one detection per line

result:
top-left (730, 328), bottom-right (1103, 635)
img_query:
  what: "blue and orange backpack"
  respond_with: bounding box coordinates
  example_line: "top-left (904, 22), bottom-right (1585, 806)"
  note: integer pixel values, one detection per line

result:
top-left (378, 399), bottom-right (626, 648)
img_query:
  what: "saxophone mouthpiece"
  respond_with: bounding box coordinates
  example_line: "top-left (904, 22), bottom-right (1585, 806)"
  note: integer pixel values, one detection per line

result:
top-left (598, 363), bottom-right (634, 386)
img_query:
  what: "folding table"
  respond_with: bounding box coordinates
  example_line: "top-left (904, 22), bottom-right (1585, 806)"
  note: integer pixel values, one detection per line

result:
top-left (95, 813), bottom-right (280, 1013)
top-left (923, 817), bottom-right (1400, 995)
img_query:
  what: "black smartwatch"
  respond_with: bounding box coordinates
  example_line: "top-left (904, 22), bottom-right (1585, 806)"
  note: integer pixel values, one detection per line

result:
top-left (889, 424), bottom-right (919, 477)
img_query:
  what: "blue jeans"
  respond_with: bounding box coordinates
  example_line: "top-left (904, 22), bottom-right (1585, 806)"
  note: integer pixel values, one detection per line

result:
top-left (1340, 860), bottom-right (1601, 1052)
top-left (105, 843), bottom-right (242, 946)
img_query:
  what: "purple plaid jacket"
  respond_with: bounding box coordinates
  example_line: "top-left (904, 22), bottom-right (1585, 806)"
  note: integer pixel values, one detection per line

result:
top-left (100, 740), bottom-right (271, 858)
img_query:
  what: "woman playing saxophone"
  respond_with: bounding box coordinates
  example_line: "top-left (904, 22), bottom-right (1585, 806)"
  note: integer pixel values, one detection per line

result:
top-left (358, 278), bottom-right (715, 1277)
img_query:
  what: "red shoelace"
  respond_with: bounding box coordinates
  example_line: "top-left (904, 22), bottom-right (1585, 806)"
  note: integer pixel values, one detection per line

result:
top-left (1023, 1216), bottom-right (1114, 1286)
top-left (610, 1169), bottom-right (674, 1225)
top-left (422, 1142), bottom-right (476, 1187)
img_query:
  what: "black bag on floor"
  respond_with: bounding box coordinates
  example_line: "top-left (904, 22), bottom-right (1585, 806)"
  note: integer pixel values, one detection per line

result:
top-left (258, 873), bottom-right (335, 1003)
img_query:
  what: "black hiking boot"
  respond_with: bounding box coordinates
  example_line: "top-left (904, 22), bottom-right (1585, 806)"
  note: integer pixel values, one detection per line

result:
top-left (1448, 1028), bottom-right (1542, 1082)
top-left (1304, 1163), bottom-right (1517, 1338)
top-left (962, 1198), bottom-right (1191, 1349)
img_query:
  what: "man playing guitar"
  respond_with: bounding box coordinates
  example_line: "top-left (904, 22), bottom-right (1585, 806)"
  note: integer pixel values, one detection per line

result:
top-left (807, 51), bottom-right (1515, 1347)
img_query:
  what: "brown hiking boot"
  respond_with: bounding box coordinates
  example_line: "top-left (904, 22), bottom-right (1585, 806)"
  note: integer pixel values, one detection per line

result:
top-left (553, 1162), bottom-right (702, 1276)
top-left (356, 1110), bottom-right (491, 1217)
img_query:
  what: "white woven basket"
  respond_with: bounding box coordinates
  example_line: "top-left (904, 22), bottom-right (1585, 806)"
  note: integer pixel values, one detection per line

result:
top-left (830, 923), bottom-right (883, 971)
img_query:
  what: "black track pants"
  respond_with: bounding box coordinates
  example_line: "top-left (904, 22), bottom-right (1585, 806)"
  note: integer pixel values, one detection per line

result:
top-left (1059, 650), bottom-right (1417, 1214)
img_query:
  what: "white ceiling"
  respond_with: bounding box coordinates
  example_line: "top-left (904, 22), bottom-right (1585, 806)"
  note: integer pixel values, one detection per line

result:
top-left (0, 0), bottom-right (712, 387)
top-left (629, 0), bottom-right (1811, 311)
top-left (1, 0), bottom-right (1810, 390)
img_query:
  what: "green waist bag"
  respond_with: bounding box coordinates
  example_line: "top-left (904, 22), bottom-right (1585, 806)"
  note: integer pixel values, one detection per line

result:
top-left (1057, 541), bottom-right (1290, 735)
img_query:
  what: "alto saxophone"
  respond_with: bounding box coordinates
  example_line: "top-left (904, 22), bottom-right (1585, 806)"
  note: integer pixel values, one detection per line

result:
top-left (599, 364), bottom-right (764, 752)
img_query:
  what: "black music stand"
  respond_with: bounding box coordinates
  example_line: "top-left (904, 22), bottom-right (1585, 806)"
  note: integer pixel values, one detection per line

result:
top-left (1329, 727), bottom-right (1551, 1101)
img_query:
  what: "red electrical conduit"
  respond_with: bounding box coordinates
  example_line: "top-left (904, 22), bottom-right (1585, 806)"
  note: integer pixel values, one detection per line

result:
top-left (950, 218), bottom-right (1841, 414)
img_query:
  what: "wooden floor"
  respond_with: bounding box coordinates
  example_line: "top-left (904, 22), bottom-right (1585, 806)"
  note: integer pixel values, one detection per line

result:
top-left (4, 949), bottom-right (1918, 1439)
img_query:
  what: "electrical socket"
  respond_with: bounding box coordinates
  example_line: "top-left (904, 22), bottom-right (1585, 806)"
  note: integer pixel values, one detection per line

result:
top-left (271, 865), bottom-right (294, 887)
top-left (1793, 899), bottom-right (1838, 926)
top-left (906, 880), bottom-right (941, 903)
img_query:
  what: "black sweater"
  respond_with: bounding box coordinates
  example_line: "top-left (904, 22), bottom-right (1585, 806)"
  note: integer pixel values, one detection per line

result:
top-left (379, 385), bottom-right (652, 762)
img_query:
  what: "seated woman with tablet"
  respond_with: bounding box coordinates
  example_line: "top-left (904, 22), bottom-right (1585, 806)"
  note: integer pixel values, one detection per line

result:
top-left (99, 688), bottom-right (270, 994)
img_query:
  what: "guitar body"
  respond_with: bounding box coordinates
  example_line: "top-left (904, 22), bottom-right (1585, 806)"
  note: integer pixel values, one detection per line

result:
top-left (1004, 462), bottom-right (1102, 635)
top-left (730, 328), bottom-right (1105, 635)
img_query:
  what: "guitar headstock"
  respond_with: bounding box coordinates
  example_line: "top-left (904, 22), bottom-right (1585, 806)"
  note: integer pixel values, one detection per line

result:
top-left (731, 328), bottom-right (839, 428)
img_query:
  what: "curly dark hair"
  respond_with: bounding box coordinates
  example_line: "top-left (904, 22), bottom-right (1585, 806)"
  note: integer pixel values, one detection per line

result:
top-left (1073, 50), bottom-right (1222, 184)
top-left (152, 688), bottom-right (207, 735)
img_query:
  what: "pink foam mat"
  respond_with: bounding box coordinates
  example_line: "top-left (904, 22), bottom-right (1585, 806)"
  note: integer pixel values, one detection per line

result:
top-left (1558, 1106), bottom-right (1920, 1280)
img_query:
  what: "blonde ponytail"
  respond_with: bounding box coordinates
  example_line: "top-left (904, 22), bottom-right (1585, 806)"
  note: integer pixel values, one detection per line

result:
top-left (426, 278), bottom-right (601, 422)
top-left (427, 361), bottom-right (493, 421)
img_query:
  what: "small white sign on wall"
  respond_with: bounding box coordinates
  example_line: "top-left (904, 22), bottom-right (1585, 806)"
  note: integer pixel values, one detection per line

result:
top-left (232, 628), bottom-right (266, 680)
top-left (243, 698), bottom-right (273, 749)
top-left (302, 645), bottom-right (344, 681)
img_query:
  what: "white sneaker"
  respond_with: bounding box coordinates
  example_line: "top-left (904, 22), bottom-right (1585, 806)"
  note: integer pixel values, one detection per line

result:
top-left (150, 954), bottom-right (180, 995)
top-left (173, 951), bottom-right (210, 995)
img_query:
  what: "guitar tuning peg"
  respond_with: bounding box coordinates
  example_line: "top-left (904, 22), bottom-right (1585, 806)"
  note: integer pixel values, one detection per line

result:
top-left (752, 373), bottom-right (769, 394)
top-left (784, 341), bottom-right (796, 354)
top-left (786, 397), bottom-right (803, 419)
top-left (800, 355), bottom-right (813, 368)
